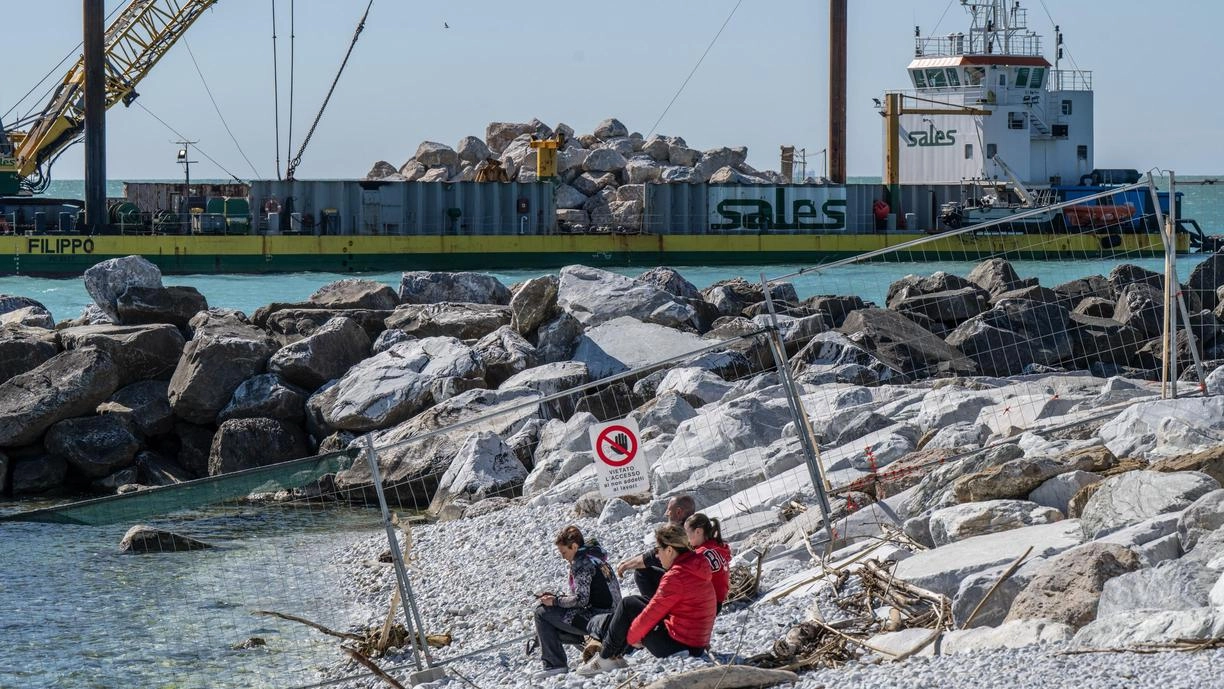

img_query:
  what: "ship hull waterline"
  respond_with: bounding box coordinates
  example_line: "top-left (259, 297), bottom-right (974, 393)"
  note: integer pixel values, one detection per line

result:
top-left (0, 232), bottom-right (1186, 276)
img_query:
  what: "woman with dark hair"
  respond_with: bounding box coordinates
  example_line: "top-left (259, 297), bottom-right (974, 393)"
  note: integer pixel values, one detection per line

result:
top-left (578, 524), bottom-right (716, 676)
top-left (532, 525), bottom-right (621, 679)
top-left (685, 512), bottom-right (732, 610)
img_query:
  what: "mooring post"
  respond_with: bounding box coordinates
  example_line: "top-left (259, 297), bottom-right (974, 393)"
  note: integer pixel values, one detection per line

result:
top-left (83, 0), bottom-right (107, 234)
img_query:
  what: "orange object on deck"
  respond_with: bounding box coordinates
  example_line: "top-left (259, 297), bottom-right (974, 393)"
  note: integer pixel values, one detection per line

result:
top-left (1063, 203), bottom-right (1136, 228)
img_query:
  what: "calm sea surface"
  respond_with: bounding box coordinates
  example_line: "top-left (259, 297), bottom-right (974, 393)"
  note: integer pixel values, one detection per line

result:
top-left (0, 176), bottom-right (1221, 687)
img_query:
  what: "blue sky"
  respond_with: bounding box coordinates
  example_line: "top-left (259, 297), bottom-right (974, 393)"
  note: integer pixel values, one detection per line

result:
top-left (2, 0), bottom-right (1219, 181)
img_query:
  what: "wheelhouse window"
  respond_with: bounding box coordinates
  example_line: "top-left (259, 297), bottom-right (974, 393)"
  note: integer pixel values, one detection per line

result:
top-left (1029, 68), bottom-right (1045, 89)
top-left (1008, 112), bottom-right (1026, 129)
top-left (912, 69), bottom-right (927, 88)
top-left (965, 66), bottom-right (985, 85)
top-left (926, 68), bottom-right (948, 87)
top-left (945, 68), bottom-right (961, 86)
top-left (1015, 68), bottom-right (1030, 88)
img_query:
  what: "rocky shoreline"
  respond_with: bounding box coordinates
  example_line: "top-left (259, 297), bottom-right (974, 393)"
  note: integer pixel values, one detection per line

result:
top-left (3, 255), bottom-right (1224, 687)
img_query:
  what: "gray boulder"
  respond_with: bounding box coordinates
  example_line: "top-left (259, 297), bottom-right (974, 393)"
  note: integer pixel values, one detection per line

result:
top-left (366, 160), bottom-right (397, 180)
top-left (535, 312), bottom-right (583, 363)
top-left (1096, 558), bottom-right (1218, 618)
top-left (217, 373), bottom-right (309, 423)
top-left (0, 325), bottom-right (58, 384)
top-left (485, 121), bottom-right (538, 155)
top-left (499, 361), bottom-right (589, 420)
top-left (399, 271), bottom-right (510, 305)
top-left (1079, 470), bottom-right (1220, 539)
top-left (655, 367), bottom-right (730, 408)
top-left (268, 316), bottom-right (371, 391)
top-left (473, 326), bottom-right (538, 387)
top-left (0, 305), bottom-right (54, 329)
top-left (208, 417), bottom-right (312, 475)
top-left (509, 275), bottom-right (559, 336)
top-left (1028, 470), bottom-right (1102, 513)
top-left (1177, 489), bottom-right (1224, 552)
top-left (1112, 282), bottom-right (1164, 339)
top-left (318, 337), bottom-right (484, 432)
top-left (45, 415), bottom-right (141, 480)
top-left (967, 258), bottom-right (1037, 297)
top-left (572, 172), bottom-right (618, 197)
top-left (583, 149), bottom-right (627, 173)
top-left (840, 308), bottom-right (977, 378)
top-left (593, 117), bottom-right (628, 140)
top-left (135, 450), bottom-right (193, 486)
top-left (96, 381), bottom-right (174, 437)
top-left (891, 287), bottom-right (986, 329)
top-left (308, 279), bottom-right (399, 310)
top-left (456, 135), bottom-right (491, 163)
top-left (0, 294), bottom-right (53, 321)
top-left (1188, 253), bottom-right (1224, 312)
top-left (0, 348), bottom-right (121, 447)
top-left (573, 317), bottom-right (707, 379)
top-left (385, 302), bottom-right (511, 341)
top-left (413, 141), bottom-right (459, 172)
top-left (120, 525), bottom-right (212, 553)
top-left (115, 285), bottom-right (208, 328)
top-left (167, 323), bottom-right (277, 425)
top-left (637, 267), bottom-right (702, 301)
top-left (1072, 607), bottom-right (1222, 648)
top-left (928, 499), bottom-right (1063, 546)
top-left (554, 184), bottom-right (588, 210)
top-left (338, 386), bottom-right (541, 506)
top-left (1098, 397), bottom-right (1224, 460)
top-left (557, 265), bottom-right (695, 329)
top-left (1107, 263), bottom-right (1164, 297)
top-left (11, 455), bottom-right (67, 495)
top-left (83, 255), bottom-right (163, 323)
top-left (59, 324), bottom-right (185, 385)
top-left (428, 430), bottom-right (528, 520)
top-left (1005, 542), bottom-right (1142, 629)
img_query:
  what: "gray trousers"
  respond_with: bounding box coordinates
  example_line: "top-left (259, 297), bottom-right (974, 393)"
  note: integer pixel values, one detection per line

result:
top-left (533, 604), bottom-right (591, 670)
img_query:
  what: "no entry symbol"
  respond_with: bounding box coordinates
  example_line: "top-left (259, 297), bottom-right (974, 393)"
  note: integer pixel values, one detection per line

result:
top-left (594, 425), bottom-right (638, 467)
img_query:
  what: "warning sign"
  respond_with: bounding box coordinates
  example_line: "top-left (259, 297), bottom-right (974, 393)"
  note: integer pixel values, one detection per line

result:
top-left (588, 417), bottom-right (651, 498)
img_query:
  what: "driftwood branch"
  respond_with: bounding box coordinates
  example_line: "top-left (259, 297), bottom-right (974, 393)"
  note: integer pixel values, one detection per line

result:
top-left (342, 647), bottom-right (409, 689)
top-left (252, 609), bottom-right (363, 641)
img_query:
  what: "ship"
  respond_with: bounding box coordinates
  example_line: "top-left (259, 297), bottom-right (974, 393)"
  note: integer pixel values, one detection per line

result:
top-left (0, 0), bottom-right (1203, 276)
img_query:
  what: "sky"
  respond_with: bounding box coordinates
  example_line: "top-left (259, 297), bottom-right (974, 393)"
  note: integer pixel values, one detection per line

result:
top-left (2, 0), bottom-right (1220, 183)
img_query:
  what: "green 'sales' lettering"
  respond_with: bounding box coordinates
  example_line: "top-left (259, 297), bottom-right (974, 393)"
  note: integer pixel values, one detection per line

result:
top-left (710, 187), bottom-right (847, 231)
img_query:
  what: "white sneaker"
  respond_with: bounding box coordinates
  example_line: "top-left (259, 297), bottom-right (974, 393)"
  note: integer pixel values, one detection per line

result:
top-left (575, 655), bottom-right (627, 677)
top-left (530, 665), bottom-right (568, 680)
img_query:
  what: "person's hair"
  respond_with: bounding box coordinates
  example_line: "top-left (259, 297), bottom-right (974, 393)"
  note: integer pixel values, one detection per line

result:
top-left (555, 525), bottom-right (584, 548)
top-left (671, 495), bottom-right (696, 522)
top-left (655, 524), bottom-right (693, 553)
top-left (684, 512), bottom-right (724, 545)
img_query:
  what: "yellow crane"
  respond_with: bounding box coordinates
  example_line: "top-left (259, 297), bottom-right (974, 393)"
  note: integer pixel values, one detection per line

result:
top-left (1, 0), bottom-right (218, 195)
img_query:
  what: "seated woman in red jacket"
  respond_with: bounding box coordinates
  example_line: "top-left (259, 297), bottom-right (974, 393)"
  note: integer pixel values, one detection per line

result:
top-left (578, 524), bottom-right (716, 676)
top-left (685, 513), bottom-right (732, 611)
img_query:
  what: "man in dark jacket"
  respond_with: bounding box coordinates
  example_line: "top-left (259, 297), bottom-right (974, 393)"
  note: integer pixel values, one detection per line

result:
top-left (579, 524), bottom-right (716, 676)
top-left (533, 526), bottom-right (621, 679)
top-left (615, 495), bottom-right (695, 598)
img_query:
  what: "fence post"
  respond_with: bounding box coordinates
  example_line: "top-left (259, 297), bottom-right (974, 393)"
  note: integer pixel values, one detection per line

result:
top-left (758, 274), bottom-right (837, 549)
top-left (364, 433), bottom-right (431, 671)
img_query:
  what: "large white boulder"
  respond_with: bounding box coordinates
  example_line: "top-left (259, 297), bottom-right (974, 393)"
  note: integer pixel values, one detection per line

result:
top-left (655, 367), bottom-right (731, 408)
top-left (572, 317), bottom-right (706, 379)
top-left (499, 361), bottom-right (589, 420)
top-left (83, 256), bottom-right (163, 323)
top-left (556, 265), bottom-right (696, 329)
top-left (1028, 470), bottom-right (1102, 513)
top-left (1098, 396), bottom-right (1224, 459)
top-left (428, 430), bottom-right (527, 520)
top-left (941, 619), bottom-right (1074, 654)
top-left (317, 337), bottom-right (484, 432)
top-left (928, 499), bottom-right (1063, 546)
top-left (1079, 470), bottom-right (1220, 539)
top-left (1096, 558), bottom-right (1218, 618)
top-left (1072, 607), bottom-right (1223, 648)
top-left (892, 520), bottom-right (1084, 598)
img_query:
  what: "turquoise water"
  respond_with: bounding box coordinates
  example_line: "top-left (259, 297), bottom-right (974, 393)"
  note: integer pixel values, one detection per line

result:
top-left (1, 257), bottom-right (1215, 325)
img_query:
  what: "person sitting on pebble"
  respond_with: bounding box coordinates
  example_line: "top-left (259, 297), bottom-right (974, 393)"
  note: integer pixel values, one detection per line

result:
top-left (615, 494), bottom-right (695, 599)
top-left (531, 525), bottom-right (621, 680)
top-left (578, 524), bottom-right (716, 676)
top-left (685, 512), bottom-right (732, 612)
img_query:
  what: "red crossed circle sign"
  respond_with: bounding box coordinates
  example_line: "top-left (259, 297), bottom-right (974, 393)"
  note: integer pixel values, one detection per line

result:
top-left (594, 425), bottom-right (638, 467)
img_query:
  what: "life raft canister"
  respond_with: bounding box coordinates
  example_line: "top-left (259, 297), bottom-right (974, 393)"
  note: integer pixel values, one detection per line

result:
top-left (873, 200), bottom-right (891, 222)
top-left (264, 198), bottom-right (282, 214)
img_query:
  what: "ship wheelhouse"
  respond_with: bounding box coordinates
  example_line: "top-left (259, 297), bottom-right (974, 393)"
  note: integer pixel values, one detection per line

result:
top-left (888, 0), bottom-right (1094, 188)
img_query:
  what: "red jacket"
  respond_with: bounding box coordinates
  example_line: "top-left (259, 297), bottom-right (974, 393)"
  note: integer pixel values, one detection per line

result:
top-left (627, 550), bottom-right (716, 649)
top-left (696, 539), bottom-right (732, 605)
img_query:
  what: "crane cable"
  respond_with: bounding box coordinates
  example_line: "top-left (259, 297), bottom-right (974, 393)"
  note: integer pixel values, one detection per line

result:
top-left (286, 0), bottom-right (296, 177)
top-left (645, 0), bottom-right (742, 138)
top-left (272, 0), bottom-right (282, 180)
top-left (134, 100), bottom-right (245, 184)
top-left (183, 39), bottom-right (261, 180)
top-left (285, 0), bottom-right (375, 180)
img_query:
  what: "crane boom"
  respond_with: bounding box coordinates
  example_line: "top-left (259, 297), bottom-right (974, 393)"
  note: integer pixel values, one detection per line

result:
top-left (3, 0), bottom-right (218, 194)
